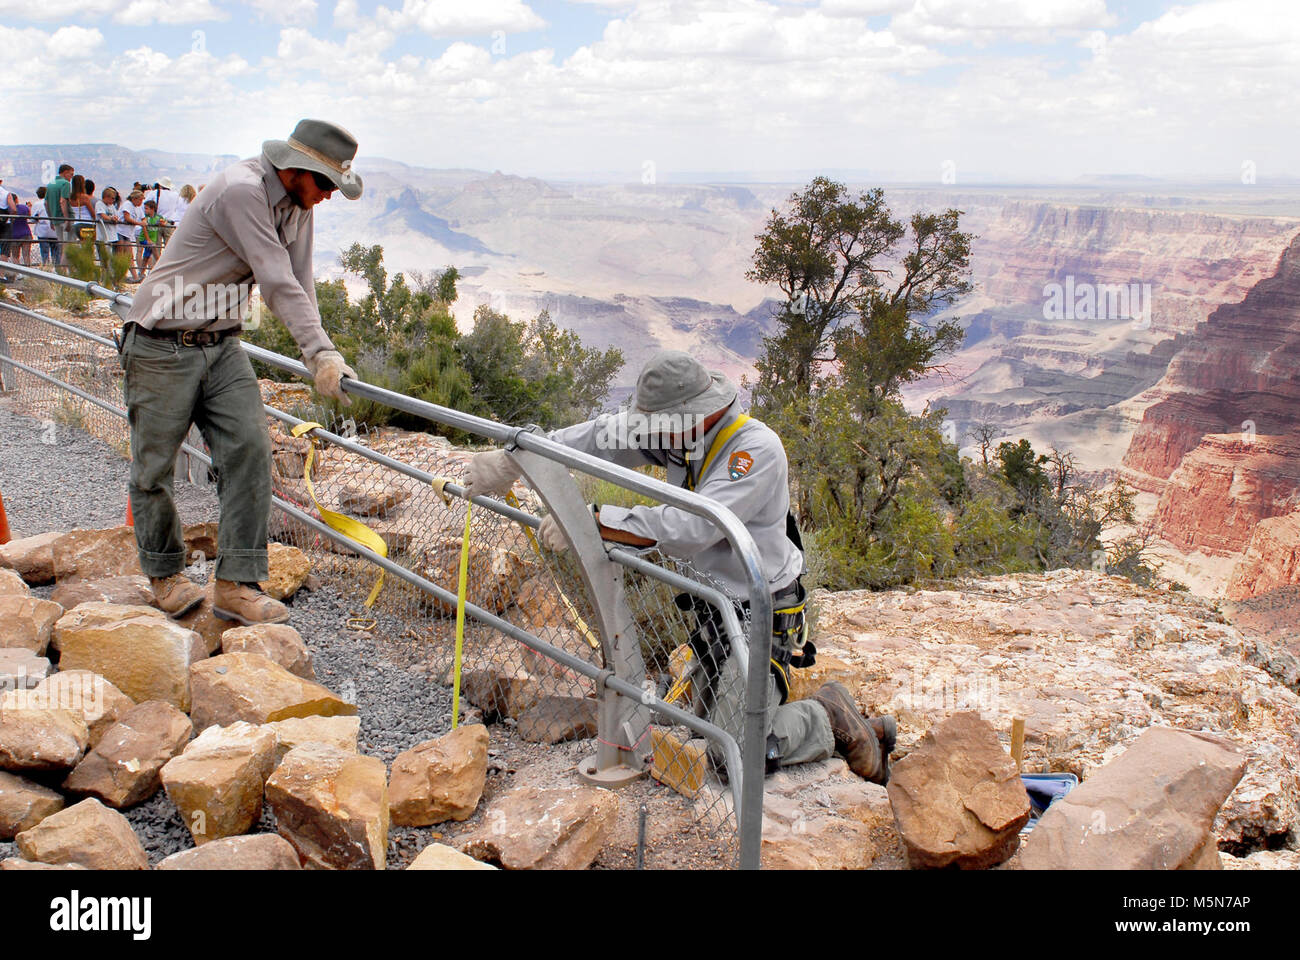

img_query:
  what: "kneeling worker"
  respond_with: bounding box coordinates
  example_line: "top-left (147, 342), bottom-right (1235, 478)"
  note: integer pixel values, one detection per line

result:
top-left (467, 350), bottom-right (895, 783)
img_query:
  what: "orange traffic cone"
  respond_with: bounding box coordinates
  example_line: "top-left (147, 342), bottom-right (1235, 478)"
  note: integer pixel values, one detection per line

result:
top-left (125, 493), bottom-right (134, 528)
top-left (0, 489), bottom-right (10, 545)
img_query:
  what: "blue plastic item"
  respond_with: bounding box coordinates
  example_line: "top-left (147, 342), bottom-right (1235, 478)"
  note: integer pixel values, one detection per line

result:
top-left (1019, 772), bottom-right (1079, 835)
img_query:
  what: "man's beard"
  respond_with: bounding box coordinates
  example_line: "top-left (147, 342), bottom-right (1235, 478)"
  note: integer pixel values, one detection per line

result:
top-left (286, 180), bottom-right (311, 210)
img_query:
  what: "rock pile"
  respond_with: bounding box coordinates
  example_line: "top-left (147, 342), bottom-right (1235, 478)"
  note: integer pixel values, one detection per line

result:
top-left (0, 524), bottom-right (509, 871)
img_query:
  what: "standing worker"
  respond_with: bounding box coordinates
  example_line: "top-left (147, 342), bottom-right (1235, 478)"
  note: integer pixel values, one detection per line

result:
top-left (120, 119), bottom-right (362, 625)
top-left (465, 350), bottom-right (896, 784)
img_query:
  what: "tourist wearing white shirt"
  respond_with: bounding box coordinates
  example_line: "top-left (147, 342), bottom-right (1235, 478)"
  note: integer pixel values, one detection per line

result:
top-left (119, 190), bottom-right (147, 282)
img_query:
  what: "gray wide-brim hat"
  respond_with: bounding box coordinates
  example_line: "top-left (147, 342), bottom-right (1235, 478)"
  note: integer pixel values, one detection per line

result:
top-left (633, 350), bottom-right (739, 418)
top-left (263, 118), bottom-right (364, 200)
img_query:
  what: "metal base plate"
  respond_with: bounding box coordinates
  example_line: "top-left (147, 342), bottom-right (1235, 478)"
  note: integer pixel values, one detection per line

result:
top-left (576, 753), bottom-right (647, 788)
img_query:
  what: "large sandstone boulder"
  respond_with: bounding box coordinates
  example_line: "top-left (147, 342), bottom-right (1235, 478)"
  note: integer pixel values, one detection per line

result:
top-left (160, 721), bottom-right (277, 844)
top-left (258, 543), bottom-right (311, 601)
top-left (0, 701), bottom-right (89, 771)
top-left (516, 696), bottom-right (597, 744)
top-left (462, 666), bottom-right (542, 721)
top-left (0, 569), bottom-right (31, 597)
top-left (338, 481), bottom-right (409, 518)
top-left (51, 527), bottom-right (143, 581)
top-left (50, 576), bottom-right (156, 612)
top-left (174, 586), bottom-right (233, 656)
top-left (459, 784), bottom-right (618, 870)
top-left (389, 724), bottom-right (489, 826)
top-left (189, 653), bottom-right (357, 731)
top-left (14, 797), bottom-right (149, 869)
top-left (57, 613), bottom-right (204, 711)
top-left (156, 834), bottom-right (302, 870)
top-left (887, 711), bottom-right (1031, 869)
top-left (17, 671), bottom-right (135, 748)
top-left (0, 531), bottom-right (64, 585)
top-left (419, 537), bottom-right (533, 615)
top-left (0, 770), bottom-right (65, 838)
top-left (407, 843), bottom-right (497, 871)
top-left (264, 715), bottom-right (360, 765)
top-left (221, 623), bottom-right (315, 679)
top-left (50, 601), bottom-right (165, 651)
top-left (0, 857), bottom-right (88, 870)
top-left (63, 700), bottom-right (193, 808)
top-left (265, 743), bottom-right (389, 870)
top-left (0, 596), bottom-right (64, 654)
top-left (1015, 727), bottom-right (1248, 870)
top-left (0, 649), bottom-right (50, 690)
top-left (48, 524), bottom-right (217, 583)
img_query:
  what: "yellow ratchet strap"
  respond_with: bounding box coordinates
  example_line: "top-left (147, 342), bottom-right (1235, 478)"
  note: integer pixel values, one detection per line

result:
top-left (429, 475), bottom-right (472, 729)
top-left (290, 422), bottom-right (388, 607)
top-left (451, 496), bottom-right (471, 730)
top-left (504, 490), bottom-right (601, 651)
top-left (685, 413), bottom-right (751, 491)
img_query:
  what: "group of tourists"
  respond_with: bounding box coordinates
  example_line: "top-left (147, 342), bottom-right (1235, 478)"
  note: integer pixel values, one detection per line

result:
top-left (1, 165), bottom-right (199, 283)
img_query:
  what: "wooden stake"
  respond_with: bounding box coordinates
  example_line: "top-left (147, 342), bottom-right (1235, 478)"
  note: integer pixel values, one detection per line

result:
top-left (1011, 717), bottom-right (1025, 771)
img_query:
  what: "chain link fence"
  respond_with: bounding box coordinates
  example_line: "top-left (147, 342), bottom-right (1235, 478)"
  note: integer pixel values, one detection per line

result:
top-left (0, 264), bottom-right (772, 867)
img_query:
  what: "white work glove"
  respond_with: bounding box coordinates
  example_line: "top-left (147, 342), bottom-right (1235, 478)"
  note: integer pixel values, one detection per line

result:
top-left (538, 513), bottom-right (569, 553)
top-left (465, 449), bottom-right (521, 499)
top-left (305, 350), bottom-right (356, 406)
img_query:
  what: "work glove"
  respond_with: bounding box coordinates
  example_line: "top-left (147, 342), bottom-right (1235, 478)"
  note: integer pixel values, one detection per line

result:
top-left (538, 513), bottom-right (569, 553)
top-left (465, 449), bottom-right (522, 499)
top-left (305, 350), bottom-right (356, 406)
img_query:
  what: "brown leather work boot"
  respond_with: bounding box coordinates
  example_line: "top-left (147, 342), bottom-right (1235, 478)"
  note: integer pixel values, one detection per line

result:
top-left (150, 574), bottom-right (204, 618)
top-left (212, 580), bottom-right (290, 626)
top-left (812, 682), bottom-right (895, 785)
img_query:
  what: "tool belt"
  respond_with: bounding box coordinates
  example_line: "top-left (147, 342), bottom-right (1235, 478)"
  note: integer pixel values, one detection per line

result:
top-left (128, 322), bottom-right (242, 348)
top-left (674, 575), bottom-right (816, 712)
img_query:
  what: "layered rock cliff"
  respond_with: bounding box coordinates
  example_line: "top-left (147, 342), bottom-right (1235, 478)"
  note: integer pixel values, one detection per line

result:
top-left (1121, 232), bottom-right (1300, 577)
top-left (1124, 231), bottom-right (1300, 488)
top-left (912, 203), bottom-right (1300, 471)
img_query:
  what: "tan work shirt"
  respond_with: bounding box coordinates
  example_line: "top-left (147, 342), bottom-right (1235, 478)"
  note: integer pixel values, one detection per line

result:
top-left (125, 154), bottom-right (334, 359)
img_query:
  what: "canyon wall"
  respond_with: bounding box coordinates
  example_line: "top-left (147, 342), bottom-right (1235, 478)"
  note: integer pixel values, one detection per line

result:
top-left (1119, 231), bottom-right (1300, 596)
top-left (914, 203), bottom-right (1300, 472)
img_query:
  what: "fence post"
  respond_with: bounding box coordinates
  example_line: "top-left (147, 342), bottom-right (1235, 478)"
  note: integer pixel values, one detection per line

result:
top-left (0, 319), bottom-right (10, 392)
top-left (509, 446), bottom-right (652, 787)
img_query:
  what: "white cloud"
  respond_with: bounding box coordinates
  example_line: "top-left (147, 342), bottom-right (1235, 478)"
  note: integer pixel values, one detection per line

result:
top-left (375, 0), bottom-right (546, 36)
top-left (47, 25), bottom-right (106, 59)
top-left (9, 0), bottom-right (1300, 181)
top-left (819, 0), bottom-right (916, 16)
top-left (333, 0), bottom-right (362, 29)
top-left (115, 0), bottom-right (227, 25)
top-left (244, 0), bottom-right (318, 27)
top-left (0, 0), bottom-right (224, 23)
top-left (891, 0), bottom-right (1116, 45)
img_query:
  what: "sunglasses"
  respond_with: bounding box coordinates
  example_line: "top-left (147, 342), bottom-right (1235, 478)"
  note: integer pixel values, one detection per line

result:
top-left (309, 170), bottom-right (336, 193)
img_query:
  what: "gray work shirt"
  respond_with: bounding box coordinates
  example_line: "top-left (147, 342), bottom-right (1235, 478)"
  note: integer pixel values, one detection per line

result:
top-left (549, 403), bottom-right (804, 599)
top-left (124, 154), bottom-right (334, 359)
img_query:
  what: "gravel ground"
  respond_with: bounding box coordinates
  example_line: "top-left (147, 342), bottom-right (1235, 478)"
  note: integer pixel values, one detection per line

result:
top-left (0, 398), bottom-right (730, 869)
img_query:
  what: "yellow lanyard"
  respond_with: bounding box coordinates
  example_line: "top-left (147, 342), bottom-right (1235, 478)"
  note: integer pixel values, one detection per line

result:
top-left (685, 413), bottom-right (750, 491)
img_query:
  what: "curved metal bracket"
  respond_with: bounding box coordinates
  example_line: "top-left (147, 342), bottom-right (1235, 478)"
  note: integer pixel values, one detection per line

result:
top-left (508, 447), bottom-right (651, 787)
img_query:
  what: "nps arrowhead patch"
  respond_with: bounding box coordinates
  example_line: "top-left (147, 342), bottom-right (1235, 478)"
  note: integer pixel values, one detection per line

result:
top-left (728, 451), bottom-right (753, 480)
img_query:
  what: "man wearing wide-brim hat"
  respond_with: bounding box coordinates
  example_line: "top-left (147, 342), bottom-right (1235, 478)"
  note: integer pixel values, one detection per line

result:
top-left (121, 118), bottom-right (363, 626)
top-left (465, 350), bottom-right (897, 784)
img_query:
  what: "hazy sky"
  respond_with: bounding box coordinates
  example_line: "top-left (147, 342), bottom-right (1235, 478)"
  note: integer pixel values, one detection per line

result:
top-left (1, 0), bottom-right (1295, 182)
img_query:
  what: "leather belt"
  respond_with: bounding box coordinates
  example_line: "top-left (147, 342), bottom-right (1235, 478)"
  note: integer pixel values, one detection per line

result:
top-left (129, 323), bottom-right (242, 347)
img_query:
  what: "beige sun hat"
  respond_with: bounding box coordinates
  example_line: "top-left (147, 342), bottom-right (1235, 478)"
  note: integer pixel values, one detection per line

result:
top-left (262, 118), bottom-right (364, 200)
top-left (633, 350), bottom-right (738, 417)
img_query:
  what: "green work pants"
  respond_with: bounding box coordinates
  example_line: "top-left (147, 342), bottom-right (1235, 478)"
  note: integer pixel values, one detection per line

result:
top-left (119, 324), bottom-right (271, 583)
top-left (709, 653), bottom-right (834, 768)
